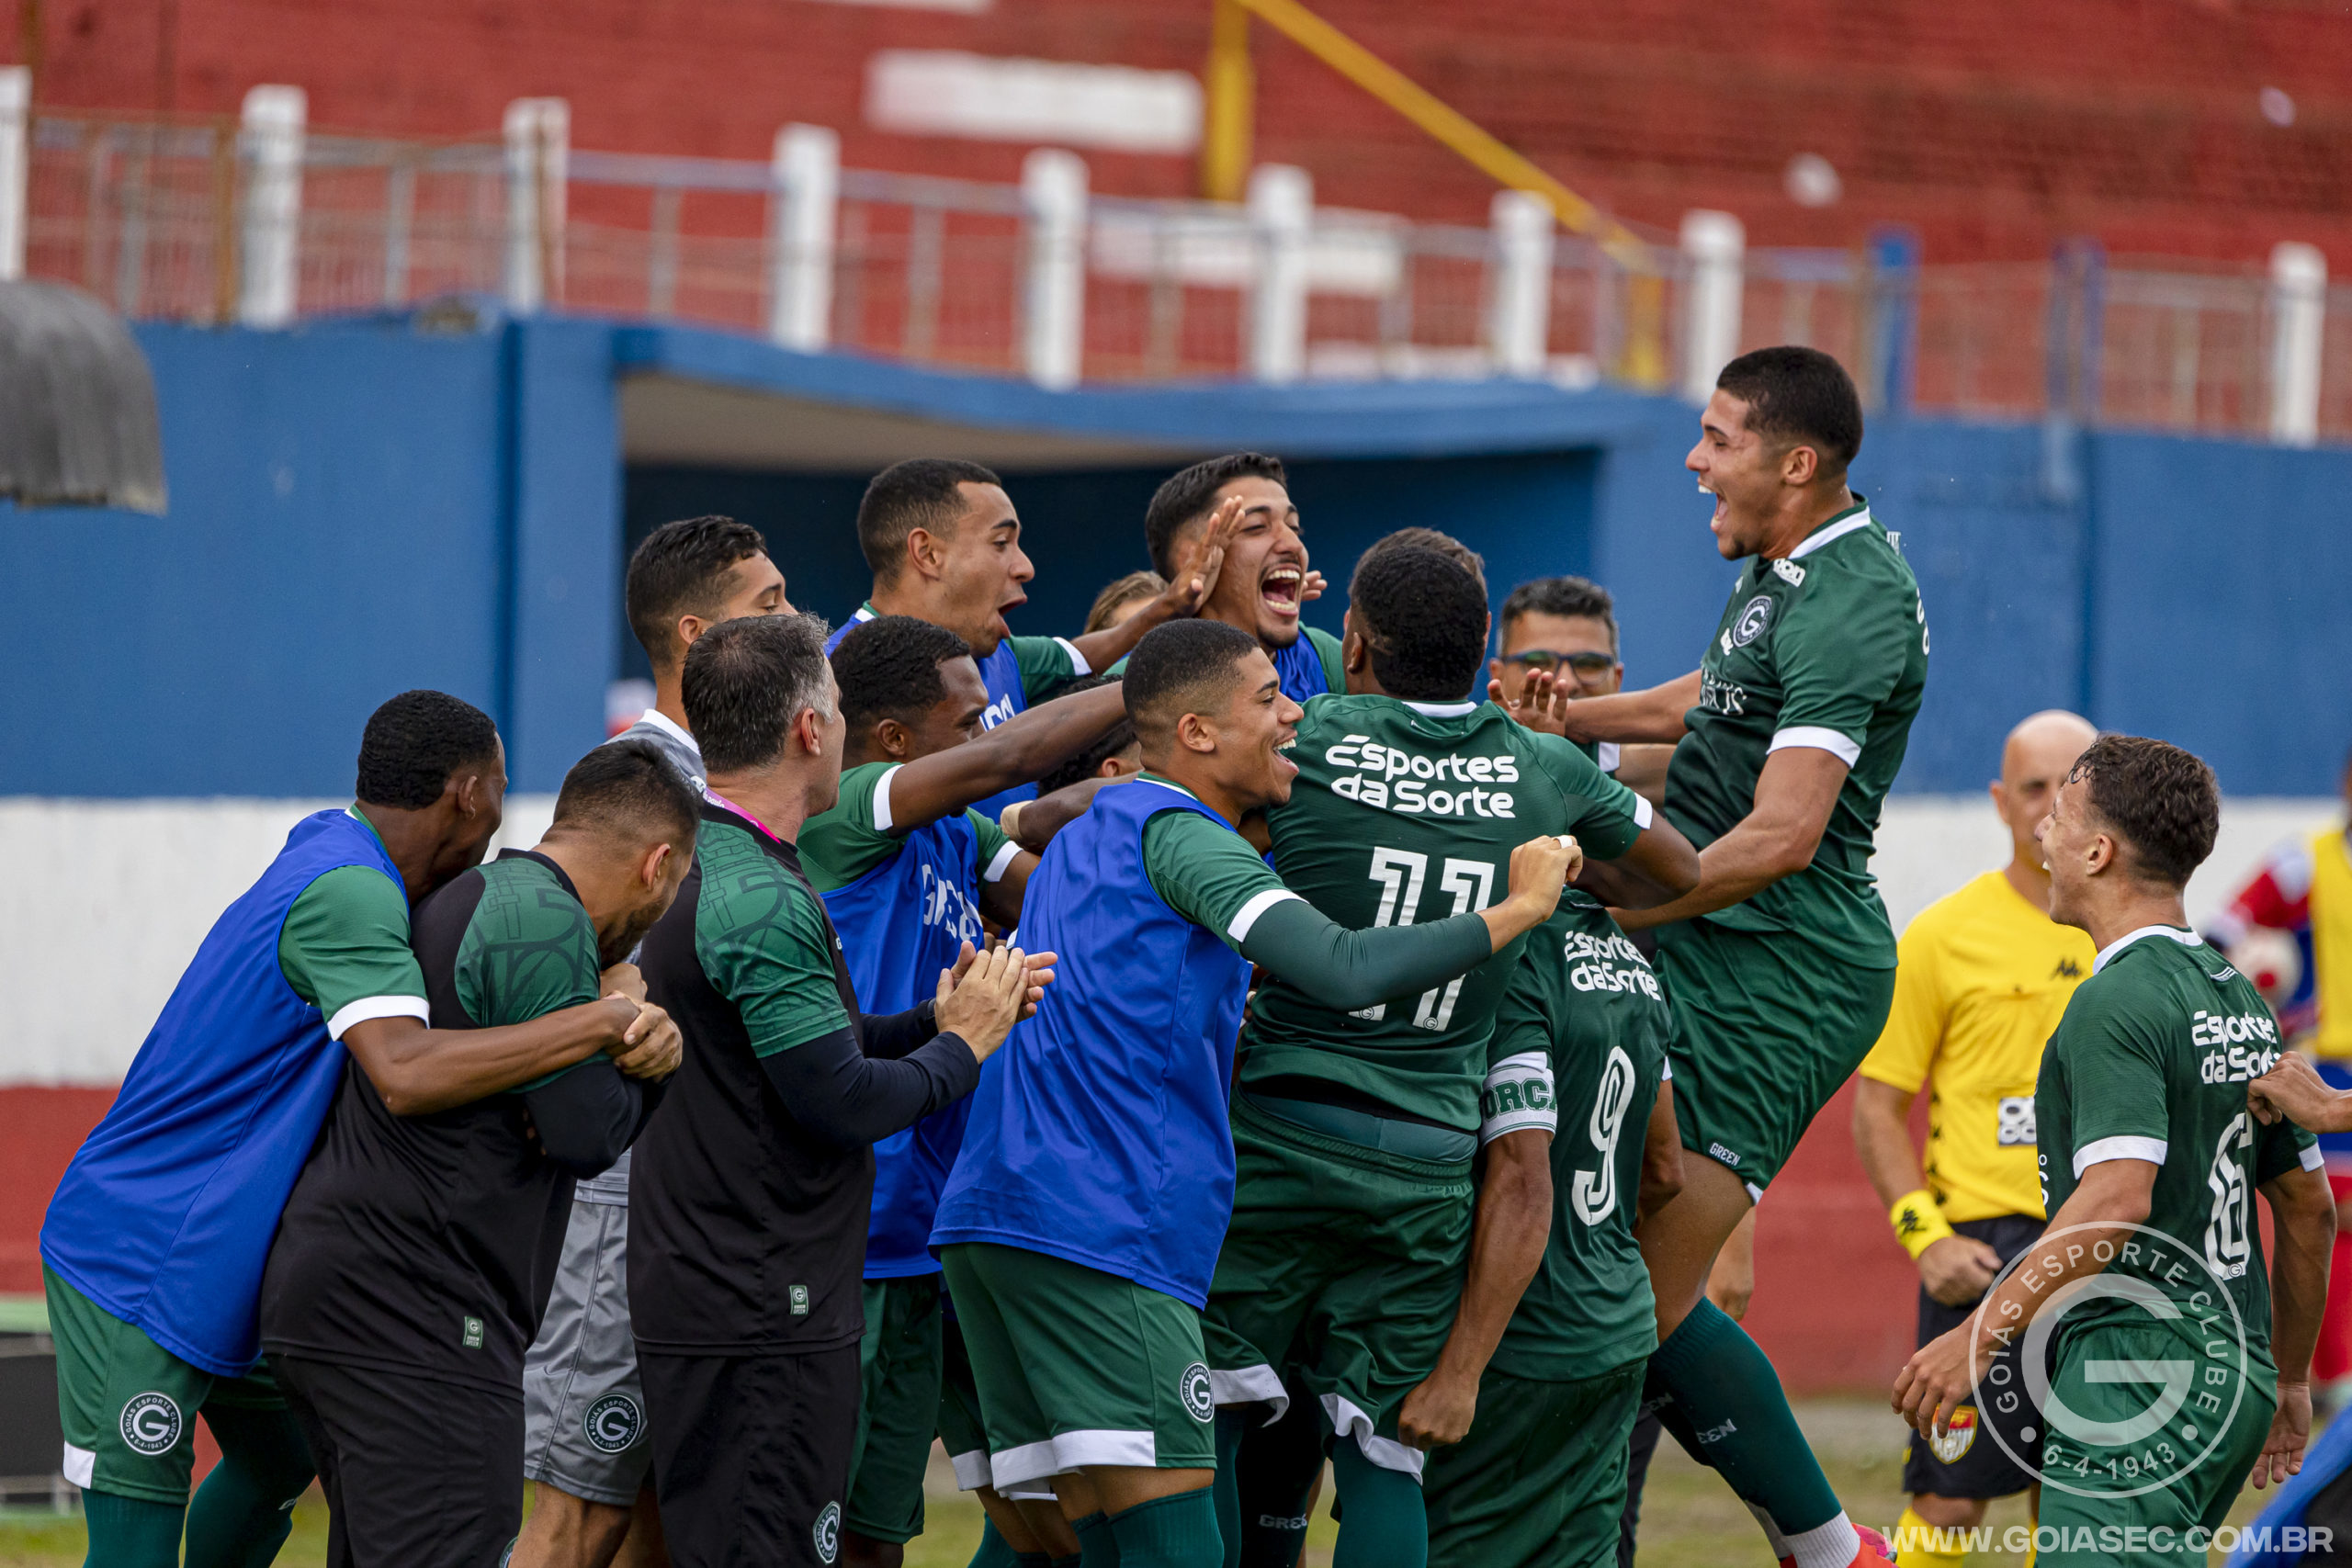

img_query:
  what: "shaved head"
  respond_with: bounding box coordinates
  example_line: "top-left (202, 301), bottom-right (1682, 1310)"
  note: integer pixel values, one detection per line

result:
top-left (1996, 710), bottom-right (2098, 865)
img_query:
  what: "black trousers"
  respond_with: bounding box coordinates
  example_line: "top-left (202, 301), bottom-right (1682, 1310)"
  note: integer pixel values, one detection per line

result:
top-left (639, 1345), bottom-right (861, 1568)
top-left (272, 1354), bottom-right (523, 1568)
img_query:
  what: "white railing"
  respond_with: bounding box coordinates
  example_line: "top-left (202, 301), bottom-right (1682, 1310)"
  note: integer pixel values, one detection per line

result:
top-left (2, 85), bottom-right (2338, 444)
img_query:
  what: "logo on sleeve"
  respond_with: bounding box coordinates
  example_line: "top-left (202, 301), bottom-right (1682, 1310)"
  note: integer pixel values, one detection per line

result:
top-left (584, 1393), bottom-right (644, 1453)
top-left (1182, 1363), bottom-right (1215, 1424)
top-left (813, 1501), bottom-right (842, 1562)
top-left (1730, 595), bottom-right (1776, 648)
top-left (119, 1392), bottom-right (183, 1455)
top-left (1770, 558), bottom-right (1806, 587)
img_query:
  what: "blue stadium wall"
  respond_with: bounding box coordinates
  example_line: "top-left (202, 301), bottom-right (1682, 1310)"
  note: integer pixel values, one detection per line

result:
top-left (1, 312), bottom-right (2344, 797)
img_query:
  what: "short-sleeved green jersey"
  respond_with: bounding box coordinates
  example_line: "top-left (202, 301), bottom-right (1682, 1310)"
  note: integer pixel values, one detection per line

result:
top-left (276, 815), bottom-right (428, 1036)
top-left (798, 761), bottom-right (1015, 891)
top-left (1667, 500), bottom-right (1928, 965)
top-left (1243, 694), bottom-right (1652, 1131)
top-left (692, 818), bottom-right (854, 1056)
top-left (1007, 635), bottom-right (1085, 709)
top-left (2035, 926), bottom-right (2317, 1365)
top-left (1484, 894), bottom-right (1671, 1380)
top-left (1138, 789), bottom-right (1298, 951)
top-left (453, 854), bottom-right (605, 1090)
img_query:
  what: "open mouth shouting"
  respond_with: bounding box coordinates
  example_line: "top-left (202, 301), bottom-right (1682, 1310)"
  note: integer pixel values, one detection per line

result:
top-left (992, 588), bottom-right (1028, 642)
top-left (1259, 564), bottom-right (1305, 622)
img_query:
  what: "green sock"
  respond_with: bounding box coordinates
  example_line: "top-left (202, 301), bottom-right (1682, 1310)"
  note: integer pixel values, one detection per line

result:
top-left (81, 1491), bottom-right (185, 1568)
top-left (182, 1404), bottom-right (314, 1568)
top-left (969, 1517), bottom-right (1031, 1568)
top-left (1108, 1489), bottom-right (1222, 1568)
top-left (1645, 1298), bottom-right (1840, 1535)
top-left (1214, 1411), bottom-right (1247, 1568)
top-left (1327, 1442), bottom-right (1423, 1568)
top-left (1074, 1510), bottom-right (1122, 1568)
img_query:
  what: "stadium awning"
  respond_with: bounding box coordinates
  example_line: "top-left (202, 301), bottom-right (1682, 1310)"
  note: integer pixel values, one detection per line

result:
top-left (0, 280), bottom-right (167, 513)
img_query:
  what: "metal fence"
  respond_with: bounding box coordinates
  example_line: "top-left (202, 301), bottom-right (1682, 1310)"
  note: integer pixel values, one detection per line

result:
top-left (6, 98), bottom-right (2346, 445)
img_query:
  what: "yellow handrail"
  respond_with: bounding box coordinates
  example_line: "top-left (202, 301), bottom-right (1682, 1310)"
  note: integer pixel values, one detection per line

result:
top-left (1203, 0), bottom-right (1653, 270)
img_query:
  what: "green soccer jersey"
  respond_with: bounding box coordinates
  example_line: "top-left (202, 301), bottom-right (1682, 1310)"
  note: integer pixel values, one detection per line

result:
top-left (799, 761), bottom-right (1016, 892)
top-left (2035, 926), bottom-right (2317, 1367)
top-left (454, 854), bottom-right (605, 1089)
top-left (1483, 895), bottom-right (1671, 1380)
top-left (1667, 499), bottom-right (1927, 965)
top-left (275, 810), bottom-right (429, 1036)
top-left (695, 818), bottom-right (855, 1057)
top-left (1243, 694), bottom-right (1651, 1131)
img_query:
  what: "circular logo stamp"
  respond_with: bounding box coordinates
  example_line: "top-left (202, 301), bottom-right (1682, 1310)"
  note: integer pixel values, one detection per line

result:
top-left (119, 1392), bottom-right (183, 1456)
top-left (812, 1500), bottom-right (842, 1564)
top-left (1963, 1219), bottom-right (2255, 1500)
top-left (1182, 1362), bottom-right (1215, 1424)
top-left (583, 1393), bottom-right (643, 1454)
top-left (1730, 595), bottom-right (1775, 647)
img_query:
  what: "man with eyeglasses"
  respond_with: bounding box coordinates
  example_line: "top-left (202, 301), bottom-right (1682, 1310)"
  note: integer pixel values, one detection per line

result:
top-left (1487, 578), bottom-right (1677, 808)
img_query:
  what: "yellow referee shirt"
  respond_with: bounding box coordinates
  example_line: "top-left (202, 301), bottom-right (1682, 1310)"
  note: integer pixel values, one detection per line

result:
top-left (1859, 870), bottom-right (2098, 1223)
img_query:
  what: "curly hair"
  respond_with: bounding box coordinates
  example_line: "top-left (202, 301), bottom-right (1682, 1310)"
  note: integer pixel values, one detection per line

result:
top-left (355, 690), bottom-right (500, 809)
top-left (2066, 734), bottom-right (2220, 888)
top-left (1347, 546), bottom-right (1488, 701)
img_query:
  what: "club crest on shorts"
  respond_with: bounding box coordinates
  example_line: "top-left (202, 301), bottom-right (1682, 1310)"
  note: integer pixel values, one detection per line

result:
top-left (1730, 595), bottom-right (1775, 648)
top-left (119, 1391), bottom-right (182, 1455)
top-left (1929, 1404), bottom-right (1978, 1464)
top-left (813, 1500), bottom-right (842, 1563)
top-left (1182, 1362), bottom-right (1215, 1424)
top-left (583, 1393), bottom-right (644, 1453)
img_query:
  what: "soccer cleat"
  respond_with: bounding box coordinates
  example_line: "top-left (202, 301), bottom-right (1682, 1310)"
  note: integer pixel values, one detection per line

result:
top-left (1780, 1525), bottom-right (1898, 1568)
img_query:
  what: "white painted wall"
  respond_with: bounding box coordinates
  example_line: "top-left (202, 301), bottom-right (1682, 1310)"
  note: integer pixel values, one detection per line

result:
top-left (0, 795), bottom-right (2336, 1088)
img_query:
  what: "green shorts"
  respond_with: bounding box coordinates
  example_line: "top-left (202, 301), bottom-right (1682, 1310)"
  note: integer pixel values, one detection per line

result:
top-left (939, 1242), bottom-right (1216, 1491)
top-left (1424, 1360), bottom-right (1645, 1568)
top-left (1202, 1096), bottom-right (1475, 1478)
top-left (844, 1275), bottom-right (944, 1544)
top-left (2032, 1324), bottom-right (2276, 1567)
top-left (45, 1266), bottom-right (300, 1506)
top-left (1657, 919), bottom-right (1896, 1194)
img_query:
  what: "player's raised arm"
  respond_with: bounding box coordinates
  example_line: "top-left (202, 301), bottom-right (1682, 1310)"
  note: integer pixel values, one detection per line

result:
top-left (878, 668), bottom-right (1129, 832)
top-left (1064, 492), bottom-right (1250, 672)
top-left (1498, 667), bottom-right (1702, 744)
top-left (1610, 727), bottom-right (1846, 932)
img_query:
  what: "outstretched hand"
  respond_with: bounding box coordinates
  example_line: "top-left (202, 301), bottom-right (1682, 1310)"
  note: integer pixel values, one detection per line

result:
top-left (1493, 668), bottom-right (1573, 739)
top-left (1162, 494), bottom-right (1249, 616)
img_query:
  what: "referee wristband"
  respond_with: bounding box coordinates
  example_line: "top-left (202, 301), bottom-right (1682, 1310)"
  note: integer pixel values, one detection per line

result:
top-left (1888, 1189), bottom-right (1956, 1260)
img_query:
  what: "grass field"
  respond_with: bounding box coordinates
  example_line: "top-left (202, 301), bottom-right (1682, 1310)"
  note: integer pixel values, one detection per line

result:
top-left (0, 1400), bottom-right (2295, 1566)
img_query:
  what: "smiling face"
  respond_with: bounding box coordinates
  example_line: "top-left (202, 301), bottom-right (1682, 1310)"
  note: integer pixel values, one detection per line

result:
top-left (2035, 771), bottom-right (2109, 932)
top-left (1686, 389), bottom-right (1793, 560)
top-left (931, 482), bottom-right (1036, 656)
top-left (1192, 477), bottom-right (1308, 648)
top-left (1207, 649), bottom-right (1305, 812)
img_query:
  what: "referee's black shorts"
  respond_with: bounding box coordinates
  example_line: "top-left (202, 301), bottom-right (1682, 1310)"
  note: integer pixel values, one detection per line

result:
top-left (640, 1344), bottom-right (861, 1568)
top-left (271, 1354), bottom-right (523, 1568)
top-left (1901, 1213), bottom-right (2047, 1501)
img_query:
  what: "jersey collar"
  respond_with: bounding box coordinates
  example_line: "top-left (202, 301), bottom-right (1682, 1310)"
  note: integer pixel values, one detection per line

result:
top-left (1400, 699), bottom-right (1480, 717)
top-left (851, 603), bottom-right (877, 626)
top-left (2091, 923), bottom-right (2202, 975)
top-left (1136, 772), bottom-right (1204, 804)
top-left (632, 706), bottom-right (695, 750)
top-left (1786, 498), bottom-right (1875, 560)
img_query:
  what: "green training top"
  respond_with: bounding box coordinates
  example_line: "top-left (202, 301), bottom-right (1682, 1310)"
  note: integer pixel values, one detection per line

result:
top-left (694, 818), bottom-right (854, 1057)
top-left (1483, 894), bottom-right (1672, 1381)
top-left (2035, 926), bottom-right (2316, 1371)
top-left (799, 761), bottom-right (1015, 892)
top-left (455, 854), bottom-right (606, 1088)
top-left (276, 811), bottom-right (426, 1034)
top-left (1243, 693), bottom-right (1650, 1131)
top-left (1666, 499), bottom-right (1928, 965)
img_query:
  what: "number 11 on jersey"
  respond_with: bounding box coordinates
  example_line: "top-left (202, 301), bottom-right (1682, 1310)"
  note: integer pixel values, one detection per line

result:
top-left (1349, 846), bottom-right (1496, 1031)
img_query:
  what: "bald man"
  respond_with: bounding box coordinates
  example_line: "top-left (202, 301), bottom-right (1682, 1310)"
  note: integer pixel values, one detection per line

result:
top-left (1850, 711), bottom-right (2098, 1566)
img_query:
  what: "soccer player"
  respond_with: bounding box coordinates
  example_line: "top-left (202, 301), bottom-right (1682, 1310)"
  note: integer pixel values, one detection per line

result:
top-left (1202, 546), bottom-right (1699, 1568)
top-left (258, 739), bottom-right (698, 1567)
top-left (1139, 454), bottom-right (1337, 704)
top-left (1895, 736), bottom-right (2337, 1566)
top-left (830, 458), bottom-right (1232, 819)
top-left (801, 615), bottom-right (1129, 1567)
top-left (1535, 346), bottom-right (1927, 1568)
top-left (40, 690), bottom-right (670, 1568)
top-left (1850, 710), bottom-right (2097, 1566)
top-left (522, 513), bottom-right (793, 1568)
top-left (932, 618), bottom-right (1578, 1568)
top-left (627, 614), bottom-right (1039, 1568)
top-left (1420, 890), bottom-right (1683, 1568)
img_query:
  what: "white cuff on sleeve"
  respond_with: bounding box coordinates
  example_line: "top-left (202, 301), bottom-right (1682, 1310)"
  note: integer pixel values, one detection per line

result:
top-left (2073, 1134), bottom-right (2167, 1177)
top-left (1056, 637), bottom-right (1091, 677)
top-left (1631, 794), bottom-right (1653, 829)
top-left (2301, 1144), bottom-right (2326, 1173)
top-left (871, 763), bottom-right (906, 833)
top-left (1768, 727), bottom-right (1862, 766)
top-left (1596, 741), bottom-right (1621, 774)
top-left (1479, 1050), bottom-right (1559, 1145)
top-left (983, 840), bottom-right (1022, 884)
top-left (326, 995), bottom-right (431, 1041)
top-left (1227, 888), bottom-right (1305, 944)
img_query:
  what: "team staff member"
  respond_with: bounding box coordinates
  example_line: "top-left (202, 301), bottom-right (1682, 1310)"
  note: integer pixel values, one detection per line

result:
top-left (1136, 454), bottom-right (1338, 704)
top-left (829, 458), bottom-right (1231, 821)
top-left (40, 692), bottom-right (671, 1568)
top-left (1421, 893), bottom-right (1683, 1568)
top-left (1542, 347), bottom-right (1923, 1568)
top-left (803, 616), bottom-right (1128, 1567)
top-left (260, 741), bottom-right (696, 1567)
top-left (1851, 710), bottom-right (2097, 1566)
top-left (933, 619), bottom-right (1576, 1568)
top-left (522, 513), bottom-right (795, 1568)
top-left (1896, 737), bottom-right (2335, 1566)
top-left (1204, 548), bottom-right (1698, 1568)
top-left (628, 615), bottom-right (1039, 1567)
